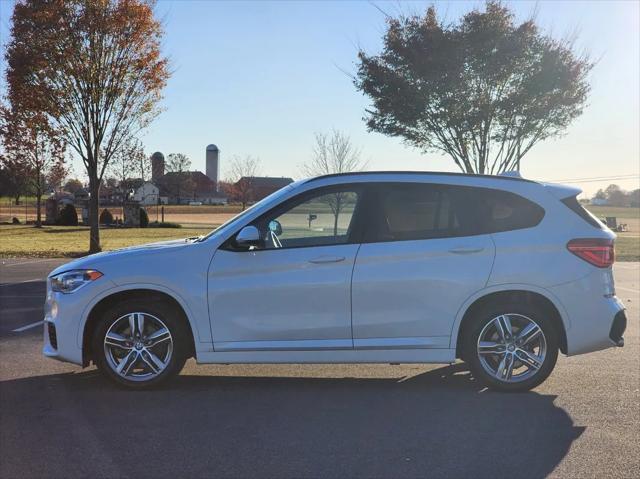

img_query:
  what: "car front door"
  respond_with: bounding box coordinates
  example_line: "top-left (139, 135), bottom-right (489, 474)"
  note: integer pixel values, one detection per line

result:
top-left (208, 185), bottom-right (365, 351)
top-left (351, 182), bottom-right (496, 349)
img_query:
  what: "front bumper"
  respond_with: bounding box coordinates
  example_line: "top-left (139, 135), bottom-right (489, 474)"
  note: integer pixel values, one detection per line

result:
top-left (42, 283), bottom-right (87, 366)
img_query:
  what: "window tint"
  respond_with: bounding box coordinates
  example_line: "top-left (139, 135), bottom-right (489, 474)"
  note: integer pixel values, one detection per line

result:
top-left (365, 183), bottom-right (544, 242)
top-left (561, 196), bottom-right (604, 229)
top-left (474, 188), bottom-right (545, 233)
top-left (369, 184), bottom-right (469, 241)
top-left (256, 189), bottom-right (361, 249)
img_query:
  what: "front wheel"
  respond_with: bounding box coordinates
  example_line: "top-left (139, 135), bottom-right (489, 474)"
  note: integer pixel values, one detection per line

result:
top-left (463, 306), bottom-right (559, 392)
top-left (92, 298), bottom-right (189, 389)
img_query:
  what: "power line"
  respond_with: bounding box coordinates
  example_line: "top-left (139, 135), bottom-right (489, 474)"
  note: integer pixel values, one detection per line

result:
top-left (542, 174), bottom-right (639, 183)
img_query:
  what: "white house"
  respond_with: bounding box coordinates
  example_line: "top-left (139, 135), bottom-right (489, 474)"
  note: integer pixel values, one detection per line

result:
top-left (132, 182), bottom-right (166, 205)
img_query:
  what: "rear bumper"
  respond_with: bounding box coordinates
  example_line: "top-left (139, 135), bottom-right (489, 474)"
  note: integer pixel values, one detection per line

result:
top-left (548, 269), bottom-right (626, 356)
top-left (609, 310), bottom-right (627, 347)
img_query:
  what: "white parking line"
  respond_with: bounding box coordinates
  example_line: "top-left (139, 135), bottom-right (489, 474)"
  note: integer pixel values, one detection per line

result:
top-left (12, 320), bottom-right (44, 332)
top-left (1, 259), bottom-right (63, 267)
top-left (0, 279), bottom-right (43, 287)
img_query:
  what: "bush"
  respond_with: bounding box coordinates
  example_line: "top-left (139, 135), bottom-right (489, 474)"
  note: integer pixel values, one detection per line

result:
top-left (57, 204), bottom-right (78, 226)
top-left (12, 217), bottom-right (20, 224)
top-left (148, 221), bottom-right (182, 228)
top-left (139, 208), bottom-right (149, 228)
top-left (99, 208), bottom-right (114, 225)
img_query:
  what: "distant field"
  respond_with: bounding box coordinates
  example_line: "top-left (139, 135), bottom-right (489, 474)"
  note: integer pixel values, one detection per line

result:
top-left (586, 205), bottom-right (640, 232)
top-left (0, 225), bottom-right (213, 258)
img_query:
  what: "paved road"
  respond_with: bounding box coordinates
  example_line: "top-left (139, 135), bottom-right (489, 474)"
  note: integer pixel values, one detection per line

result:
top-left (1, 259), bottom-right (638, 478)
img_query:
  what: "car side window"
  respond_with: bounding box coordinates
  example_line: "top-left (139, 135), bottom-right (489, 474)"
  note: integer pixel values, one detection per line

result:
top-left (254, 188), bottom-right (361, 249)
top-left (368, 184), bottom-right (467, 242)
top-left (364, 182), bottom-right (545, 243)
top-left (473, 188), bottom-right (545, 233)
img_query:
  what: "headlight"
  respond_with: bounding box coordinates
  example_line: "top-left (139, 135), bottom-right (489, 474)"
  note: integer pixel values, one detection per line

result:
top-left (50, 269), bottom-right (103, 294)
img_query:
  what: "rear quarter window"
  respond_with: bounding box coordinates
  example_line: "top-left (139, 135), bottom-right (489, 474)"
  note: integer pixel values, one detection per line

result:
top-left (561, 196), bottom-right (604, 229)
top-left (472, 188), bottom-right (545, 233)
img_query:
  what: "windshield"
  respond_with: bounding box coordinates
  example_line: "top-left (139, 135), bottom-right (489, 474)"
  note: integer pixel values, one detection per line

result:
top-left (197, 182), bottom-right (301, 241)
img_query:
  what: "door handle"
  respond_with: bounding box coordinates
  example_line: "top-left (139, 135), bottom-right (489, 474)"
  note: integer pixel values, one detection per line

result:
top-left (448, 247), bottom-right (484, 254)
top-left (308, 256), bottom-right (346, 264)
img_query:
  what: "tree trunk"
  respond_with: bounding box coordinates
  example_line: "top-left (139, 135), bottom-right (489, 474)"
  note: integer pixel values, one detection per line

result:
top-left (35, 190), bottom-right (42, 228)
top-left (88, 175), bottom-right (101, 253)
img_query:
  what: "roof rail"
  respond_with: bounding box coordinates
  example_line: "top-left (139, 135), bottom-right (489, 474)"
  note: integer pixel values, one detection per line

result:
top-left (304, 170), bottom-right (536, 184)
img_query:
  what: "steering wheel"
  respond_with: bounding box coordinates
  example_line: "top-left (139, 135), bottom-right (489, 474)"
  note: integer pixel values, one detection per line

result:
top-left (269, 230), bottom-right (282, 249)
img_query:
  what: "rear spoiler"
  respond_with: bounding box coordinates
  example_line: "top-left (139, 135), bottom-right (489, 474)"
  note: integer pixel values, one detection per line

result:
top-left (540, 182), bottom-right (582, 199)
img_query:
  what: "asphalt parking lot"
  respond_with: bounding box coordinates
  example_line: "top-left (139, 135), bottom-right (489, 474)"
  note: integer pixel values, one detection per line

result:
top-left (0, 258), bottom-right (638, 479)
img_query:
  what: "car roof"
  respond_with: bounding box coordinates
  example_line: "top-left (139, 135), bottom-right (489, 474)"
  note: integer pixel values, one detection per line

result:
top-left (303, 171), bottom-right (538, 185)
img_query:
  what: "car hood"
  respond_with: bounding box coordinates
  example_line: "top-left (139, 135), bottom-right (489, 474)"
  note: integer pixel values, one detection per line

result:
top-left (48, 238), bottom-right (194, 277)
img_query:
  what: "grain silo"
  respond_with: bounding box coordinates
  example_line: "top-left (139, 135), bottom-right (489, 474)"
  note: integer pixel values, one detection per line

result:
top-left (206, 144), bottom-right (220, 191)
top-left (151, 152), bottom-right (165, 182)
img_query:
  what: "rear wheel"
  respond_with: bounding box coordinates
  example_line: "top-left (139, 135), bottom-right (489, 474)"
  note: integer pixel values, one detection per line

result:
top-left (92, 298), bottom-right (189, 389)
top-left (463, 305), bottom-right (559, 392)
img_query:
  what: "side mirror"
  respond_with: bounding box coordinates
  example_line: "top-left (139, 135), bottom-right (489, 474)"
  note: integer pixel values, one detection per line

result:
top-left (268, 219), bottom-right (283, 236)
top-left (235, 225), bottom-right (263, 248)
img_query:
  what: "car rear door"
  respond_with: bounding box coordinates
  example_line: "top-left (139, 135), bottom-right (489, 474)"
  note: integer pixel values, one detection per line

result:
top-left (351, 182), bottom-right (495, 349)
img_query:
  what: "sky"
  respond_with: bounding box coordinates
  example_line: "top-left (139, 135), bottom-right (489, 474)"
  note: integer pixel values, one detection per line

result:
top-left (0, 0), bottom-right (639, 197)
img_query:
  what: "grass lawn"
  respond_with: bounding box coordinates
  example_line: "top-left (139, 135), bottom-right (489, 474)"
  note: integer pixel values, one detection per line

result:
top-left (0, 224), bottom-right (215, 258)
top-left (585, 205), bottom-right (640, 220)
top-left (614, 235), bottom-right (640, 262)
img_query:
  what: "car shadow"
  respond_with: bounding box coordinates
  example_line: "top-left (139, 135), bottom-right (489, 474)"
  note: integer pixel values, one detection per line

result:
top-left (0, 363), bottom-right (584, 478)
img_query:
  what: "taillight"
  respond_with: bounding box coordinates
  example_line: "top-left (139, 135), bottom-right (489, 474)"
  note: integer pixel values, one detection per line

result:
top-left (567, 238), bottom-right (615, 268)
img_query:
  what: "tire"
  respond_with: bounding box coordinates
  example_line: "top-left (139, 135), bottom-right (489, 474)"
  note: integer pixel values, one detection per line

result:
top-left (92, 298), bottom-right (189, 389)
top-left (462, 303), bottom-right (559, 392)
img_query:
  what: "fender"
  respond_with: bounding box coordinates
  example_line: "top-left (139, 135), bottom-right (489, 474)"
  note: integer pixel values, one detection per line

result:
top-left (448, 282), bottom-right (571, 349)
top-left (75, 282), bottom-right (212, 354)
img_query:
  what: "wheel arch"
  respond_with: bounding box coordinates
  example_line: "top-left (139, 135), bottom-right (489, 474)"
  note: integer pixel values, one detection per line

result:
top-left (452, 286), bottom-right (569, 358)
top-left (81, 288), bottom-right (196, 367)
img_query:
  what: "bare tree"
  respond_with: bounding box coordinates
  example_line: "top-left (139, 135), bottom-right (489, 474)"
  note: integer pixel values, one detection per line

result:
top-left (227, 155), bottom-right (261, 210)
top-left (301, 130), bottom-right (367, 178)
top-left (6, 0), bottom-right (169, 251)
top-left (165, 153), bottom-right (193, 204)
top-left (301, 130), bottom-right (367, 235)
top-left (108, 137), bottom-right (146, 207)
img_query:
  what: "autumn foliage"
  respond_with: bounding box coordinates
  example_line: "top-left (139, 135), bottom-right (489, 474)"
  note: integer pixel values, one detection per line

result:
top-left (5, 0), bottom-right (169, 251)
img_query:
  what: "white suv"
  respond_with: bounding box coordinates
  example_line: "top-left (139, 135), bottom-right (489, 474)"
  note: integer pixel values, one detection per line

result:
top-left (44, 172), bottom-right (627, 391)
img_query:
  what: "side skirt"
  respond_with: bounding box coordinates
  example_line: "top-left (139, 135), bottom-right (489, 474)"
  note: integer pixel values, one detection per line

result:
top-left (195, 348), bottom-right (456, 364)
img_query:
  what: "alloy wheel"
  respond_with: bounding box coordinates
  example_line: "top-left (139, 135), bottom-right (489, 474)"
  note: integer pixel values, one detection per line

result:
top-left (103, 312), bottom-right (173, 382)
top-left (477, 313), bottom-right (547, 383)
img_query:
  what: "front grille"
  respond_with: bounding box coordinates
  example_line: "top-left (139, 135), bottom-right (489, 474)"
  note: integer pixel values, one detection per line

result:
top-left (47, 322), bottom-right (58, 350)
top-left (609, 310), bottom-right (627, 346)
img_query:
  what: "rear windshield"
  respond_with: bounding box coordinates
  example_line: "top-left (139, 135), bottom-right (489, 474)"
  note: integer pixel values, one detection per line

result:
top-left (561, 196), bottom-right (604, 229)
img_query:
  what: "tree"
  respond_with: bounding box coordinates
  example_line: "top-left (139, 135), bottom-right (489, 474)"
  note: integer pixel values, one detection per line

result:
top-left (47, 160), bottom-right (68, 192)
top-left (64, 179), bottom-right (84, 195)
top-left (0, 107), bottom-right (66, 227)
top-left (227, 155), bottom-right (260, 210)
top-left (593, 189), bottom-right (607, 201)
top-left (165, 153), bottom-right (193, 204)
top-left (355, 1), bottom-right (592, 174)
top-left (0, 158), bottom-right (32, 204)
top-left (109, 137), bottom-right (146, 206)
top-left (301, 130), bottom-right (367, 235)
top-left (604, 184), bottom-right (628, 207)
top-left (6, 0), bottom-right (169, 251)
